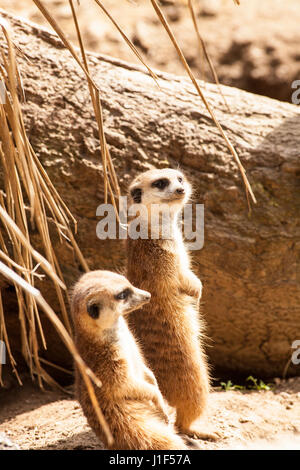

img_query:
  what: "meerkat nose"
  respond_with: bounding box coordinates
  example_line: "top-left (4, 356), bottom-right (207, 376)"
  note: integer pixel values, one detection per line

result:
top-left (143, 292), bottom-right (151, 301)
top-left (175, 188), bottom-right (185, 194)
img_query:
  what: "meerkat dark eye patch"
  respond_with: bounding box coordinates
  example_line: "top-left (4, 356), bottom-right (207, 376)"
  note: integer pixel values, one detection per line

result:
top-left (130, 187), bottom-right (142, 203)
top-left (87, 303), bottom-right (100, 319)
top-left (115, 288), bottom-right (132, 301)
top-left (151, 178), bottom-right (170, 190)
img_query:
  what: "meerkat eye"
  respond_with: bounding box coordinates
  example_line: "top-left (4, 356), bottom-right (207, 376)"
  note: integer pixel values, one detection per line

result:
top-left (87, 303), bottom-right (100, 319)
top-left (151, 178), bottom-right (170, 190)
top-left (115, 288), bottom-right (132, 301)
top-left (130, 187), bottom-right (142, 203)
top-left (178, 176), bottom-right (183, 183)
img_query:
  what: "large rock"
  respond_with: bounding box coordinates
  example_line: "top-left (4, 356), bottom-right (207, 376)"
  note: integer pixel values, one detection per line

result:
top-left (0, 11), bottom-right (299, 379)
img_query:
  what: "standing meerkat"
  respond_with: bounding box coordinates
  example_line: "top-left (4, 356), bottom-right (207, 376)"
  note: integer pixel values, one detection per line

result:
top-left (70, 270), bottom-right (189, 450)
top-left (127, 168), bottom-right (212, 440)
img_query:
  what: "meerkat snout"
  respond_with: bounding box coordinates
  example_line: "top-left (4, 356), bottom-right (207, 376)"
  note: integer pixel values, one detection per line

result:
top-left (175, 187), bottom-right (185, 195)
top-left (124, 287), bottom-right (151, 313)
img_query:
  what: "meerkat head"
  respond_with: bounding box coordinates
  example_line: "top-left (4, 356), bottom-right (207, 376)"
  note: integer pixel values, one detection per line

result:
top-left (129, 168), bottom-right (191, 212)
top-left (71, 270), bottom-right (151, 335)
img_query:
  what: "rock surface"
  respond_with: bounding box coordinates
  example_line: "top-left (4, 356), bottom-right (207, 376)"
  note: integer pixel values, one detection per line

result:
top-left (0, 11), bottom-right (299, 379)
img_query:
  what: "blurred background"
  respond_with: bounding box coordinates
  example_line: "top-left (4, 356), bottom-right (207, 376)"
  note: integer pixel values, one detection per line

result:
top-left (1, 0), bottom-right (300, 102)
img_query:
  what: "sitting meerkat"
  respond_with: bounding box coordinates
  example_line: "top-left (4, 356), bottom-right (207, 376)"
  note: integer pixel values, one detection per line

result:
top-left (127, 168), bottom-right (212, 440)
top-left (70, 270), bottom-right (189, 450)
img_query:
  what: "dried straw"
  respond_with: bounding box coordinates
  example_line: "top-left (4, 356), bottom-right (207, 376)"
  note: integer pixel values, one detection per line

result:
top-left (0, 15), bottom-right (113, 444)
top-left (188, 0), bottom-right (230, 112)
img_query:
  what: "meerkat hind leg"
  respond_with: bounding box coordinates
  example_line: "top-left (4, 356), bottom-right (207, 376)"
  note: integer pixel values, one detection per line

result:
top-left (180, 426), bottom-right (220, 442)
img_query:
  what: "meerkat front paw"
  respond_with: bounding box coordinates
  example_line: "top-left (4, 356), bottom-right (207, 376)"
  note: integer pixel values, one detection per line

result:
top-left (179, 272), bottom-right (202, 300)
top-left (143, 366), bottom-right (158, 387)
top-left (189, 276), bottom-right (202, 300)
top-left (152, 392), bottom-right (170, 425)
top-left (135, 381), bottom-right (170, 424)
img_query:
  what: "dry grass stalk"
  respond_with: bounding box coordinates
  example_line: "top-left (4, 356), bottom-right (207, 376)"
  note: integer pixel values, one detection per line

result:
top-left (0, 11), bottom-right (116, 443)
top-left (0, 15), bottom-right (113, 444)
top-left (0, 16), bottom-right (87, 383)
top-left (150, 0), bottom-right (256, 207)
top-left (32, 0), bottom-right (120, 207)
top-left (188, 0), bottom-right (230, 112)
top-left (68, 0), bottom-right (116, 210)
top-left (93, 0), bottom-right (159, 87)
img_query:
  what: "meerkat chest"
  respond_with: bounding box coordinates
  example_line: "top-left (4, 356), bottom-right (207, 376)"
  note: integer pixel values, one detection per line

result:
top-left (117, 318), bottom-right (145, 380)
top-left (176, 240), bottom-right (190, 272)
top-left (165, 233), bottom-right (191, 274)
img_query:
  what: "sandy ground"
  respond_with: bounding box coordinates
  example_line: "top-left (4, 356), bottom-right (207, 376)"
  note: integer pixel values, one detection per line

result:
top-left (0, 377), bottom-right (300, 450)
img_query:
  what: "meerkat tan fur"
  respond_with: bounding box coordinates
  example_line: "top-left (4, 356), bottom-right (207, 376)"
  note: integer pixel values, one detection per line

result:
top-left (126, 168), bottom-right (211, 439)
top-left (70, 270), bottom-right (188, 450)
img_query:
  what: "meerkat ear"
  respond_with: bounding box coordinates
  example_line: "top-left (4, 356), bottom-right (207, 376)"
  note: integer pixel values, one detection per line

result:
top-left (130, 187), bottom-right (142, 203)
top-left (87, 303), bottom-right (101, 319)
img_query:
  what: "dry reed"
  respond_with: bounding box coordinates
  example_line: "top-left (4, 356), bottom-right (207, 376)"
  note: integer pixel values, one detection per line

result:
top-left (0, 15), bottom-right (113, 444)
